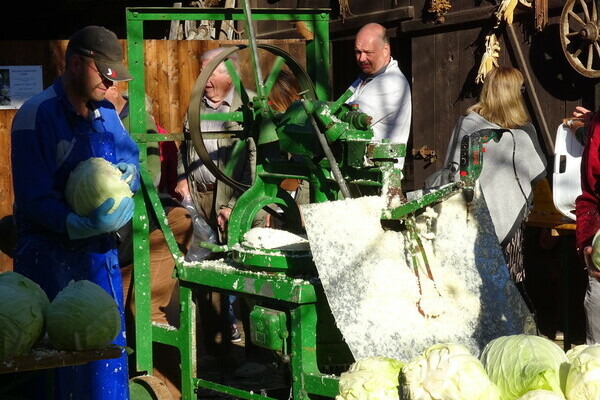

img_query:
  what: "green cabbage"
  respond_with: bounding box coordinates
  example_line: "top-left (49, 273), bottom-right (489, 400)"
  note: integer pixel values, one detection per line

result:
top-left (480, 335), bottom-right (568, 400)
top-left (401, 343), bottom-right (500, 400)
top-left (65, 157), bottom-right (133, 217)
top-left (46, 280), bottom-right (121, 351)
top-left (0, 285), bottom-right (45, 360)
top-left (516, 390), bottom-right (565, 399)
top-left (592, 230), bottom-right (600, 270)
top-left (0, 271), bottom-right (49, 313)
top-left (565, 345), bottom-right (600, 399)
top-left (336, 357), bottom-right (403, 400)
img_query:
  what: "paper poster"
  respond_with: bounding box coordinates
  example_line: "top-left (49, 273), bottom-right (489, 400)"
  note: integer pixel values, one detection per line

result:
top-left (0, 66), bottom-right (43, 109)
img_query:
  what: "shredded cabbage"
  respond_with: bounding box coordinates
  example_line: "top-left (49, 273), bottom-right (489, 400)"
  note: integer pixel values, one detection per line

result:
top-left (480, 335), bottom-right (568, 400)
top-left (401, 343), bottom-right (500, 400)
top-left (65, 157), bottom-right (132, 217)
top-left (46, 280), bottom-right (121, 351)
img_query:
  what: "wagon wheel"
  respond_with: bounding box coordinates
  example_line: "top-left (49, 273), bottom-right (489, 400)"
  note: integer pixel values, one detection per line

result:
top-left (560, 0), bottom-right (600, 78)
top-left (129, 375), bottom-right (173, 400)
top-left (187, 44), bottom-right (317, 192)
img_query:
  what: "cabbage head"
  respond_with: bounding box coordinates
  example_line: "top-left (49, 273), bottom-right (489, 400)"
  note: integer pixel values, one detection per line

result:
top-left (516, 390), bottom-right (565, 400)
top-left (565, 344), bottom-right (589, 364)
top-left (401, 342), bottom-right (500, 400)
top-left (336, 357), bottom-right (403, 400)
top-left (46, 280), bottom-right (121, 351)
top-left (0, 285), bottom-right (45, 360)
top-left (65, 157), bottom-right (132, 217)
top-left (0, 271), bottom-right (49, 313)
top-left (592, 230), bottom-right (600, 270)
top-left (480, 335), bottom-right (568, 400)
top-left (565, 345), bottom-right (600, 400)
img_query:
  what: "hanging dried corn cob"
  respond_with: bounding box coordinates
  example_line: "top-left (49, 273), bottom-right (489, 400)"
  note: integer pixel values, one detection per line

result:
top-left (495, 0), bottom-right (519, 25)
top-left (475, 33), bottom-right (501, 84)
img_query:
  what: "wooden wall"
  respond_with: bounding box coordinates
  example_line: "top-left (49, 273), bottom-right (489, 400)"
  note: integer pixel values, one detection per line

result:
top-left (0, 38), bottom-right (305, 271)
top-left (400, 1), bottom-right (596, 186)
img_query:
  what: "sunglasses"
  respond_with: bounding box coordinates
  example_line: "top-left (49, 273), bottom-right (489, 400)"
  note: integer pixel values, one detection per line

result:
top-left (81, 57), bottom-right (108, 82)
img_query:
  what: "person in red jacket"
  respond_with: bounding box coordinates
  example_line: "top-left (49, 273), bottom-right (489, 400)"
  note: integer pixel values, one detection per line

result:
top-left (574, 106), bottom-right (600, 344)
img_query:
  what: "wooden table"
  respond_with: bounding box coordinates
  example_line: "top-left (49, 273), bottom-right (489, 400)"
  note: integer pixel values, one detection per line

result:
top-left (0, 346), bottom-right (122, 374)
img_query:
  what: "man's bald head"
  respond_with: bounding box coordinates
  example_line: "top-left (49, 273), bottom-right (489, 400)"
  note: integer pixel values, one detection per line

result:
top-left (354, 23), bottom-right (391, 76)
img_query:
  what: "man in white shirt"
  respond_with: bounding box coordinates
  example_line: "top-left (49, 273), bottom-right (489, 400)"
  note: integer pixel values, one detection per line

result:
top-left (346, 23), bottom-right (412, 170)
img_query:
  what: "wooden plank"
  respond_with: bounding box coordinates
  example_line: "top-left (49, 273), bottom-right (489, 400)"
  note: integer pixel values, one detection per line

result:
top-left (175, 40), bottom-right (192, 134)
top-left (0, 108), bottom-right (16, 271)
top-left (432, 30), bottom-right (461, 170)
top-left (167, 40), bottom-right (181, 133)
top-left (411, 35), bottom-right (436, 188)
top-left (145, 39), bottom-right (160, 128)
top-left (0, 346), bottom-right (122, 374)
top-left (257, 7), bottom-right (414, 40)
top-left (401, 0), bottom-right (565, 36)
top-left (156, 40), bottom-right (171, 137)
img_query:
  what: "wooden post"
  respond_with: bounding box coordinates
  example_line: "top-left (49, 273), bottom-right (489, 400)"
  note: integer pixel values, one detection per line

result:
top-left (534, 0), bottom-right (548, 32)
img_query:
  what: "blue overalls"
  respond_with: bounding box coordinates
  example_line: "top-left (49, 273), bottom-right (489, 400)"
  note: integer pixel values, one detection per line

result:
top-left (11, 79), bottom-right (139, 400)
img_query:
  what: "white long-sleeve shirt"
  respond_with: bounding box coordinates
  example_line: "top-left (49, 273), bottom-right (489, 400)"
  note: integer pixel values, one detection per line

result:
top-left (346, 57), bottom-right (412, 170)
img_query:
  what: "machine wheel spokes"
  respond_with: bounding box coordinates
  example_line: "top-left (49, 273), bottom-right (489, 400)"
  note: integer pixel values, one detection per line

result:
top-left (560, 0), bottom-right (600, 77)
top-left (187, 44), bottom-right (317, 192)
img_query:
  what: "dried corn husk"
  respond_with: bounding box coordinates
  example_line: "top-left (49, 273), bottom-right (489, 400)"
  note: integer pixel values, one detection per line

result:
top-left (495, 0), bottom-right (519, 25)
top-left (475, 34), bottom-right (500, 84)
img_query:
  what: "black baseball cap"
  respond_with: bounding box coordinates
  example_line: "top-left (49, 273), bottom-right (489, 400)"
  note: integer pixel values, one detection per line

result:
top-left (68, 26), bottom-right (132, 82)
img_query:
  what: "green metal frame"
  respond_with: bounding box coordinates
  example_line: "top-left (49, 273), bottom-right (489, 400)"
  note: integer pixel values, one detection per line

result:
top-left (126, 7), bottom-right (338, 400)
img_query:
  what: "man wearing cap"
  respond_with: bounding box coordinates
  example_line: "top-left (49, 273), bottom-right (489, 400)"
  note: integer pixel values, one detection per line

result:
top-left (11, 26), bottom-right (137, 399)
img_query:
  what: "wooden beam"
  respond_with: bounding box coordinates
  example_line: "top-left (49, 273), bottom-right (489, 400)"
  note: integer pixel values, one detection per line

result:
top-left (505, 24), bottom-right (554, 154)
top-left (256, 6), bottom-right (414, 40)
top-left (328, 6), bottom-right (414, 39)
top-left (400, 0), bottom-right (565, 36)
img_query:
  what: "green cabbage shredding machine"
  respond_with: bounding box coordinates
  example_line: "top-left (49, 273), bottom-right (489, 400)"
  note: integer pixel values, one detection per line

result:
top-left (125, 4), bottom-right (497, 399)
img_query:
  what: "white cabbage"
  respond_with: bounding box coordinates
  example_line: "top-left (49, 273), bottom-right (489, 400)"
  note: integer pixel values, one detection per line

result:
top-left (401, 342), bottom-right (500, 400)
top-left (565, 344), bottom-right (589, 364)
top-left (480, 335), bottom-right (568, 400)
top-left (336, 356), bottom-right (403, 400)
top-left (46, 280), bottom-right (121, 351)
top-left (65, 157), bottom-right (132, 217)
top-left (565, 345), bottom-right (600, 400)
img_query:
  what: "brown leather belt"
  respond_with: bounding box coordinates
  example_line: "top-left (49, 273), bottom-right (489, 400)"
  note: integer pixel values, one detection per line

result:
top-left (196, 182), bottom-right (216, 192)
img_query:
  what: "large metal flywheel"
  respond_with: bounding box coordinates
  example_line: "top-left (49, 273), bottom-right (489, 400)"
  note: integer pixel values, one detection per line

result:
top-left (187, 44), bottom-right (317, 192)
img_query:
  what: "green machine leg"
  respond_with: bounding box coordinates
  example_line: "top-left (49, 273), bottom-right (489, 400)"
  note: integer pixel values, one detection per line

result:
top-left (179, 284), bottom-right (197, 400)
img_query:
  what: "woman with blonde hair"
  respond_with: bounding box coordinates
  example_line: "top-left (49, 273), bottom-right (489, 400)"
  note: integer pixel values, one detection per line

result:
top-left (443, 66), bottom-right (547, 302)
